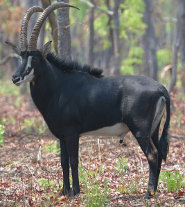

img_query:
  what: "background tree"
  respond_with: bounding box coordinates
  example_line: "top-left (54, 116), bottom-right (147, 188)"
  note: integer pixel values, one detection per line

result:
top-left (0, 0), bottom-right (185, 94)
top-left (111, 0), bottom-right (121, 75)
top-left (142, 0), bottom-right (158, 80)
top-left (168, 0), bottom-right (182, 93)
top-left (105, 0), bottom-right (114, 74)
top-left (57, 0), bottom-right (71, 60)
top-left (88, 0), bottom-right (95, 66)
top-left (40, 0), bottom-right (58, 53)
top-left (24, 0), bottom-right (39, 40)
top-left (179, 0), bottom-right (185, 94)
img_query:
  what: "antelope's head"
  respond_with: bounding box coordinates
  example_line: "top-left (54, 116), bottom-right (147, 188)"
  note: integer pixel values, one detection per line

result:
top-left (6, 3), bottom-right (79, 86)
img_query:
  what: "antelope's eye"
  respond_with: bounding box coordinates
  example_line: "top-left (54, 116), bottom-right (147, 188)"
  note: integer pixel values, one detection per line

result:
top-left (24, 67), bottom-right (32, 75)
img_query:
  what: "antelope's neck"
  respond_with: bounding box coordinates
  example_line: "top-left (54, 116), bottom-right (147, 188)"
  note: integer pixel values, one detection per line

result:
top-left (30, 61), bottom-right (59, 113)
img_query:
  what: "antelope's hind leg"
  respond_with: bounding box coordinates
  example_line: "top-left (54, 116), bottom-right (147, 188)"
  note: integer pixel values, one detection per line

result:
top-left (144, 139), bottom-right (159, 199)
top-left (128, 121), bottom-right (159, 198)
top-left (151, 123), bottom-right (163, 192)
top-left (144, 96), bottom-right (166, 198)
top-left (133, 132), bottom-right (159, 199)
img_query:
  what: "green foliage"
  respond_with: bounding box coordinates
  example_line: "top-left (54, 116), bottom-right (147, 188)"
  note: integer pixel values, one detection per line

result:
top-left (0, 124), bottom-right (5, 146)
top-left (0, 0), bottom-right (22, 35)
top-left (14, 96), bottom-right (22, 108)
top-left (157, 49), bottom-right (171, 67)
top-left (84, 179), bottom-right (109, 207)
top-left (120, 0), bottom-right (146, 39)
top-left (21, 118), bottom-right (48, 134)
top-left (121, 46), bottom-right (144, 74)
top-left (118, 180), bottom-right (139, 194)
top-left (45, 21), bottom-right (52, 42)
top-left (78, 162), bottom-right (88, 184)
top-left (124, 0), bottom-right (145, 12)
top-left (94, 14), bottom-right (109, 37)
top-left (114, 157), bottom-right (128, 174)
top-left (0, 117), bottom-right (15, 125)
top-left (43, 141), bottom-right (60, 155)
top-left (0, 80), bottom-right (20, 96)
top-left (38, 178), bottom-right (57, 190)
top-left (128, 182), bottom-right (139, 194)
top-left (71, 0), bottom-right (88, 21)
top-left (159, 171), bottom-right (185, 192)
top-left (79, 163), bottom-right (110, 207)
top-left (94, 14), bottom-right (109, 51)
top-left (175, 109), bottom-right (184, 129)
top-left (99, 163), bottom-right (105, 174)
top-left (0, 66), bottom-right (5, 78)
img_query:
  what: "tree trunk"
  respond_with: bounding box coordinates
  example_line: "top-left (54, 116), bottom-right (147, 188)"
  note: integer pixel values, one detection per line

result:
top-left (105, 0), bottom-right (114, 74)
top-left (111, 0), bottom-right (121, 76)
top-left (142, 0), bottom-right (158, 81)
top-left (88, 0), bottom-right (95, 66)
top-left (168, 0), bottom-right (182, 93)
top-left (24, 0), bottom-right (39, 40)
top-left (41, 0), bottom-right (58, 54)
top-left (57, 0), bottom-right (71, 60)
top-left (179, 0), bottom-right (185, 94)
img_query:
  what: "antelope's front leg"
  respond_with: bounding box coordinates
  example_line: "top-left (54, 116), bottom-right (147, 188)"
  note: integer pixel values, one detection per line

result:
top-left (65, 135), bottom-right (80, 196)
top-left (60, 139), bottom-right (70, 195)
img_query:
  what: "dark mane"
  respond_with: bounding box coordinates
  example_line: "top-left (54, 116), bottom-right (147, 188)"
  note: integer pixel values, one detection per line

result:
top-left (46, 53), bottom-right (104, 78)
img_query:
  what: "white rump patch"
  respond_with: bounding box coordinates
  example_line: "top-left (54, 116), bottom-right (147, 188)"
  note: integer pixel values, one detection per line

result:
top-left (80, 123), bottom-right (129, 138)
top-left (151, 96), bottom-right (166, 135)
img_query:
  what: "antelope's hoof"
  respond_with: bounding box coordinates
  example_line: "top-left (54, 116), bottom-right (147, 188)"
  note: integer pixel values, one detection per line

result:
top-left (144, 188), bottom-right (155, 199)
top-left (60, 187), bottom-right (71, 196)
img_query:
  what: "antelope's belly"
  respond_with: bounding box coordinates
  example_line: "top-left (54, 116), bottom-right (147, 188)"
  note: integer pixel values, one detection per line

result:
top-left (81, 123), bottom-right (129, 137)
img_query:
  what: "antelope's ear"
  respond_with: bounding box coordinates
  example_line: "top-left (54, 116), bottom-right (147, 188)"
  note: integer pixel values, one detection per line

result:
top-left (42, 41), bottom-right (52, 58)
top-left (5, 41), bottom-right (21, 55)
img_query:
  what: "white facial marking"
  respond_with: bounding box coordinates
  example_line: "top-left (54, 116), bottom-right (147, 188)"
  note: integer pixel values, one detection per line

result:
top-left (23, 69), bottom-right (34, 82)
top-left (16, 56), bottom-right (34, 85)
top-left (25, 56), bottom-right (33, 70)
top-left (20, 57), bottom-right (23, 64)
top-left (80, 123), bottom-right (129, 138)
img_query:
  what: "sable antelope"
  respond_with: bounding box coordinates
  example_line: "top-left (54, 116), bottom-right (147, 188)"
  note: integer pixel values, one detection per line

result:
top-left (7, 2), bottom-right (170, 199)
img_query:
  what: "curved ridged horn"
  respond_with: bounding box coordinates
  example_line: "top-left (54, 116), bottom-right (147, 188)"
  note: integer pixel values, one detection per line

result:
top-left (28, 2), bottom-right (79, 51)
top-left (20, 6), bottom-right (44, 51)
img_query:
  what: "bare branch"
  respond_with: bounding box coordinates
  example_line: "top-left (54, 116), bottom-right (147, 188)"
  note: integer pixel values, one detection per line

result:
top-left (163, 17), bottom-right (177, 23)
top-left (0, 54), bottom-right (21, 65)
top-left (96, 6), bottom-right (113, 16)
top-left (78, 0), bottom-right (94, 8)
top-left (168, 1), bottom-right (182, 92)
top-left (77, 0), bottom-right (113, 16)
top-left (169, 134), bottom-right (185, 140)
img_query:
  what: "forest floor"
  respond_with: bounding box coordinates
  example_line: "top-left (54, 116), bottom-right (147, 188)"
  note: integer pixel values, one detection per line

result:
top-left (0, 85), bottom-right (185, 206)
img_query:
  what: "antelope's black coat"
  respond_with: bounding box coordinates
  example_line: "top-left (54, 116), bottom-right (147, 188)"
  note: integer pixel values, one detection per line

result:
top-left (13, 51), bottom-right (170, 198)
